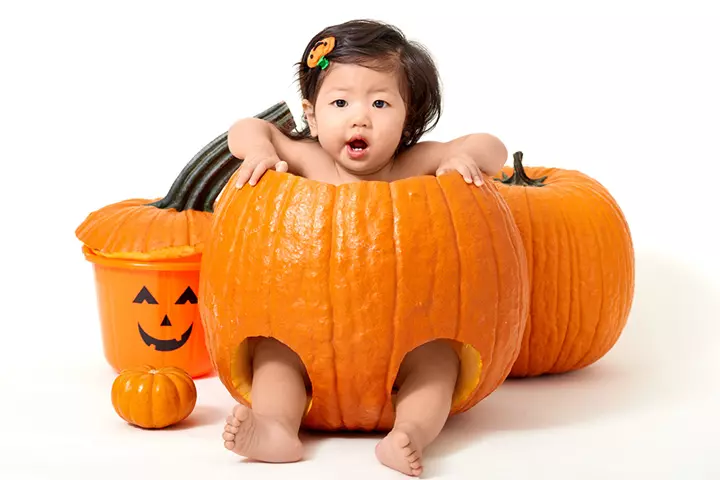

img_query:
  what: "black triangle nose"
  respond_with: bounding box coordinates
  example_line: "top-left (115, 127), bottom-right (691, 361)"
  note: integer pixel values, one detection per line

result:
top-left (160, 315), bottom-right (172, 327)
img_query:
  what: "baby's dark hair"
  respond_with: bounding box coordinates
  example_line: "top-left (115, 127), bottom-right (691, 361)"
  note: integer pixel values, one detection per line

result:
top-left (289, 19), bottom-right (442, 156)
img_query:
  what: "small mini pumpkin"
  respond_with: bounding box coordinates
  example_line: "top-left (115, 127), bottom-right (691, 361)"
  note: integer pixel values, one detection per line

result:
top-left (111, 365), bottom-right (197, 429)
top-left (493, 152), bottom-right (635, 377)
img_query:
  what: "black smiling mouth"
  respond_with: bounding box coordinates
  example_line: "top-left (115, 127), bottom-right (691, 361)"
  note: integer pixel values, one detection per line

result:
top-left (138, 323), bottom-right (193, 352)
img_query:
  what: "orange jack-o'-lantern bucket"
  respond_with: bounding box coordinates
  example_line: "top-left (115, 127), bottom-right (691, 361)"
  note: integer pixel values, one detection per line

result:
top-left (75, 102), bottom-right (296, 377)
top-left (75, 102), bottom-right (295, 377)
top-left (82, 246), bottom-right (212, 377)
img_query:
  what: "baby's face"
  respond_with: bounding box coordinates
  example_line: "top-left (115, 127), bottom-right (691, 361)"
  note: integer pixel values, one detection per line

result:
top-left (305, 63), bottom-right (407, 177)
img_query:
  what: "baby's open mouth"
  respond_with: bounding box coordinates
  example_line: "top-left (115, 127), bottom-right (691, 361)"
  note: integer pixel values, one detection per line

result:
top-left (348, 139), bottom-right (368, 151)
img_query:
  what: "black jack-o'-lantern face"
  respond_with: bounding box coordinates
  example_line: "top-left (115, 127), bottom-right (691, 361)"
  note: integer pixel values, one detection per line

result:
top-left (133, 285), bottom-right (197, 352)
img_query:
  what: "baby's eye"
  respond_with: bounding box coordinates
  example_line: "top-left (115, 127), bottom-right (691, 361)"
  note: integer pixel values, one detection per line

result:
top-left (332, 99), bottom-right (347, 107)
top-left (373, 100), bottom-right (387, 108)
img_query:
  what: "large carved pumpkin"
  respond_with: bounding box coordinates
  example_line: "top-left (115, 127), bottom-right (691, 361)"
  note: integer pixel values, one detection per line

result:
top-left (493, 152), bottom-right (635, 377)
top-left (199, 170), bottom-right (530, 431)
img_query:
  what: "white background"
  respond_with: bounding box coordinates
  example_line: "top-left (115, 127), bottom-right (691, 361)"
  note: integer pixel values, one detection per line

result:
top-left (1, 1), bottom-right (718, 478)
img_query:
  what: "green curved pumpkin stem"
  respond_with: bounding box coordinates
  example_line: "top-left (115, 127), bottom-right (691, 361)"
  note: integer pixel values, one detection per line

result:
top-left (495, 151), bottom-right (547, 187)
top-left (147, 101), bottom-right (297, 213)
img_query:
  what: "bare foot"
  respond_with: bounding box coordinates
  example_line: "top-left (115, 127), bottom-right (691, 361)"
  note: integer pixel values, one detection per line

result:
top-left (375, 429), bottom-right (423, 477)
top-left (222, 404), bottom-right (303, 463)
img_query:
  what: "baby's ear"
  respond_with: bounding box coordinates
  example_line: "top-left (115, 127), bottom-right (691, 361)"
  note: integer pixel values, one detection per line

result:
top-left (302, 99), bottom-right (318, 137)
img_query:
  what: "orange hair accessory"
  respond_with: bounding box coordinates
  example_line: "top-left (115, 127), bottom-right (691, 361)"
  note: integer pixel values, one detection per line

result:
top-left (307, 36), bottom-right (335, 69)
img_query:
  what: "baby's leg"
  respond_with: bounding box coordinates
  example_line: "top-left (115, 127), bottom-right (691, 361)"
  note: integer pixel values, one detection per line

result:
top-left (223, 337), bottom-right (310, 463)
top-left (376, 339), bottom-right (460, 477)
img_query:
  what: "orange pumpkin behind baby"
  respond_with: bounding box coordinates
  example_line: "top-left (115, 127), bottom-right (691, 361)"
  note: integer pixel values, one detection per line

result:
top-left (198, 170), bottom-right (530, 431)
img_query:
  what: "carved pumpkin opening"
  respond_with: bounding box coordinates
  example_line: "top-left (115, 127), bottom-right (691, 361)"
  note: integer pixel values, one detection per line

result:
top-left (230, 336), bottom-right (314, 416)
top-left (389, 339), bottom-right (484, 411)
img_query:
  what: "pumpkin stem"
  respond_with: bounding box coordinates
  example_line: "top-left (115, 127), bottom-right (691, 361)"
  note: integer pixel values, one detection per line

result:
top-left (147, 101), bottom-right (297, 213)
top-left (495, 151), bottom-right (547, 187)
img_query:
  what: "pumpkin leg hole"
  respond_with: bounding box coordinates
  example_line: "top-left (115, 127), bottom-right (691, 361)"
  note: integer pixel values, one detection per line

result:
top-left (233, 336), bottom-right (313, 409)
top-left (391, 339), bottom-right (482, 413)
top-left (392, 339), bottom-right (461, 394)
top-left (383, 339), bottom-right (460, 459)
top-left (249, 336), bottom-right (312, 394)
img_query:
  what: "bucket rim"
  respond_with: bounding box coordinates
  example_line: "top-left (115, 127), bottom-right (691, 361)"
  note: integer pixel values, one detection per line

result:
top-left (81, 245), bottom-right (202, 271)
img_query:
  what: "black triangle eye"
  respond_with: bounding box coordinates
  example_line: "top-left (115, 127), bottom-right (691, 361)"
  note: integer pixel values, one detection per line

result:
top-left (133, 286), bottom-right (158, 304)
top-left (176, 286), bottom-right (198, 305)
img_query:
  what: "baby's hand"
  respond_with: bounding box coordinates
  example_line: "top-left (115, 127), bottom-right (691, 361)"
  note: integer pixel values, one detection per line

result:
top-left (235, 148), bottom-right (288, 189)
top-left (436, 153), bottom-right (483, 186)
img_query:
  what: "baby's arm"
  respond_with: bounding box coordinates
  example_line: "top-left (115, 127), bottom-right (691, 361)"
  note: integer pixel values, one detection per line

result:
top-left (227, 118), bottom-right (325, 187)
top-left (391, 133), bottom-right (508, 185)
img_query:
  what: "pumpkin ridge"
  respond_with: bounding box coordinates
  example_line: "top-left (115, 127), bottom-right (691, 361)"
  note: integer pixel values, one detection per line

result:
top-left (543, 185), bottom-right (585, 372)
top-left (435, 178), bottom-right (462, 343)
top-left (557, 183), bottom-right (604, 371)
top-left (502, 186), bottom-right (529, 376)
top-left (420, 180), bottom-right (439, 340)
top-left (267, 177), bottom-right (299, 335)
top-left (468, 187), bottom-right (503, 386)
top-left (521, 187), bottom-right (536, 373)
top-left (140, 207), bottom-right (167, 253)
top-left (480, 189), bottom-right (515, 376)
top-left (465, 186), bottom-right (499, 389)
top-left (571, 189), bottom-right (607, 369)
top-left (220, 181), bottom-right (260, 323)
top-left (92, 205), bottom-right (146, 253)
top-left (493, 186), bottom-right (530, 379)
top-left (328, 184), bottom-right (342, 427)
top-left (568, 185), bottom-right (619, 371)
top-left (582, 182), bottom-right (635, 323)
top-left (551, 192), bottom-right (564, 371)
top-left (547, 186), bottom-right (576, 374)
top-left (565, 182), bottom-right (618, 370)
top-left (375, 182), bottom-right (399, 432)
top-left (464, 183), bottom-right (518, 404)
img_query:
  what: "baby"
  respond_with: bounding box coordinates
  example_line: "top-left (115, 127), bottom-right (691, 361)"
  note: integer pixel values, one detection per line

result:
top-left (223, 19), bottom-right (508, 477)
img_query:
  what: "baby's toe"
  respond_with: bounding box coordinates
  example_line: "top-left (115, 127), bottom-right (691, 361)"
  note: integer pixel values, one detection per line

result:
top-left (224, 423), bottom-right (239, 434)
top-left (232, 404), bottom-right (250, 422)
top-left (222, 431), bottom-right (236, 442)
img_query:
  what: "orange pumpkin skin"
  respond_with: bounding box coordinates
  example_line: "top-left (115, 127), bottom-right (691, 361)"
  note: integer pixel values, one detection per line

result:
top-left (199, 170), bottom-right (530, 432)
top-left (111, 365), bottom-right (197, 429)
top-left (76, 198), bottom-right (212, 260)
top-left (493, 152), bottom-right (635, 377)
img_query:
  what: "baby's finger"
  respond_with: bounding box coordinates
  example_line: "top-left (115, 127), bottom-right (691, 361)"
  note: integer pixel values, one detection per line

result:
top-left (248, 163), bottom-right (268, 186)
top-left (470, 164), bottom-right (483, 186)
top-left (456, 164), bottom-right (473, 184)
top-left (275, 160), bottom-right (288, 173)
top-left (234, 162), bottom-right (254, 188)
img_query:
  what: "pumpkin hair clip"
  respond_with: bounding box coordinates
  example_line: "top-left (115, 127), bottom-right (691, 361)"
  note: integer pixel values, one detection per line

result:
top-left (307, 36), bottom-right (335, 70)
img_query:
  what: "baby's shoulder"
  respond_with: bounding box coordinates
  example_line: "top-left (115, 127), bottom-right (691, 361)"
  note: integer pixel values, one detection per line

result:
top-left (390, 140), bottom-right (447, 180)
